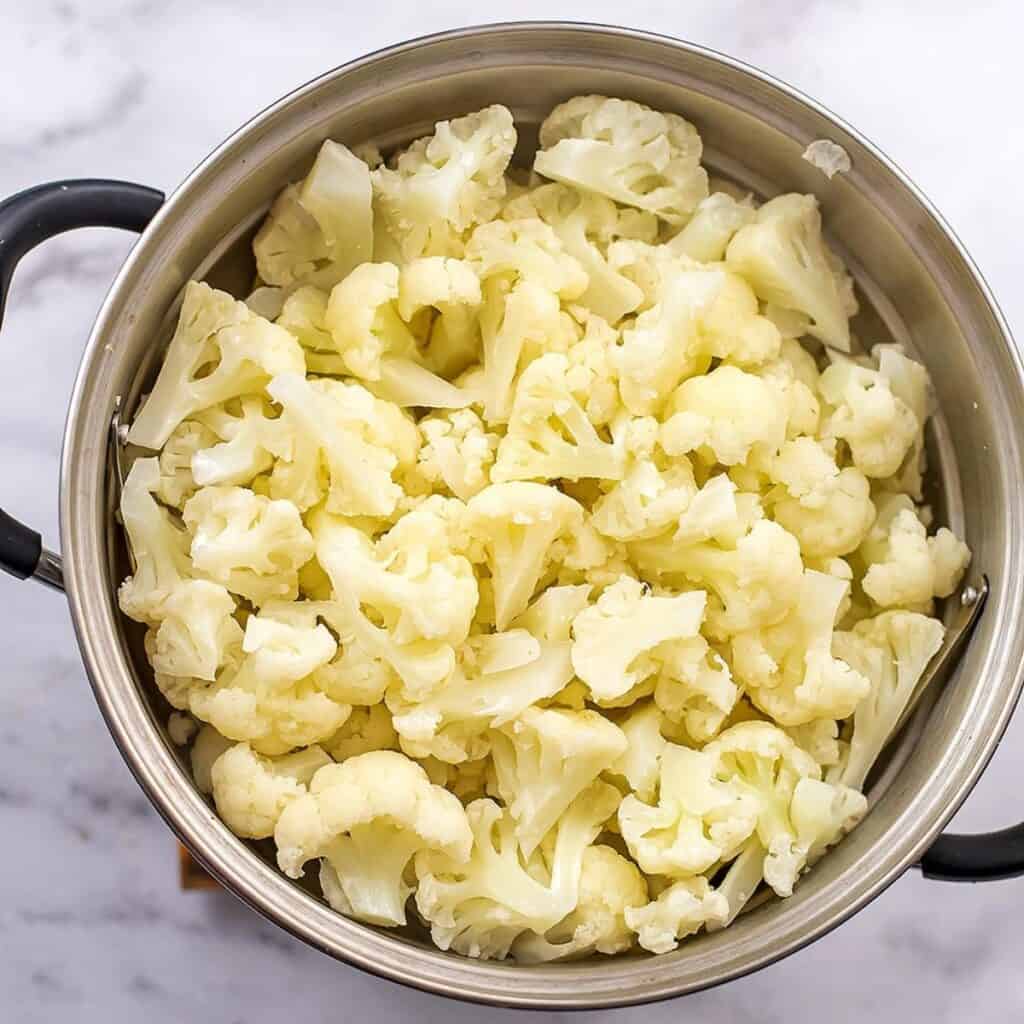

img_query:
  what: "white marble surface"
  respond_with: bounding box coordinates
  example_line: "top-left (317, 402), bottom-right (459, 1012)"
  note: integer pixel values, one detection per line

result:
top-left (2, 1), bottom-right (1023, 1020)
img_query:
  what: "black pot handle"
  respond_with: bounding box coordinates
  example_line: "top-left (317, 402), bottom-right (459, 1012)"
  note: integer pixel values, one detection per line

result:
top-left (920, 826), bottom-right (1024, 882)
top-left (0, 179), bottom-right (164, 591)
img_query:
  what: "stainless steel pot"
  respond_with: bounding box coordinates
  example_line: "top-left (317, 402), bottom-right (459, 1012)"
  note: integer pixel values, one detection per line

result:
top-left (2, 21), bottom-right (1023, 1010)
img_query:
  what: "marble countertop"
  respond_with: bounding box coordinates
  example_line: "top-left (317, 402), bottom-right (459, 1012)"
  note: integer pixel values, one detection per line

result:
top-left (2, 1), bottom-right (1023, 1021)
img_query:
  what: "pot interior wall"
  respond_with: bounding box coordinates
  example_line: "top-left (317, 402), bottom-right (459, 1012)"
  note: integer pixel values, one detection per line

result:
top-left (77, 26), bottom-right (1022, 1003)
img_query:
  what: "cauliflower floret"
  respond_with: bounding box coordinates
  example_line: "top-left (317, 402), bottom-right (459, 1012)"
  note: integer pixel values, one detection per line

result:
top-left (858, 494), bottom-right (970, 609)
top-left (396, 256), bottom-right (483, 377)
top-left (266, 373), bottom-right (419, 516)
top-left (491, 706), bottom-right (627, 855)
top-left (513, 845), bottom-right (647, 961)
top-left (667, 191), bottom-right (756, 263)
top-left (570, 577), bottom-right (707, 703)
top-left (615, 267), bottom-right (724, 415)
top-left (210, 741), bottom-right (331, 838)
top-left (511, 583), bottom-right (593, 643)
top-left (875, 344), bottom-right (931, 499)
top-left (726, 193), bottom-right (856, 351)
top-left (534, 96), bottom-right (709, 224)
top-left (492, 353), bottom-right (626, 483)
top-left (819, 353), bottom-right (922, 478)
top-left (784, 718), bottom-right (843, 768)
top-left (372, 105), bottom-right (517, 261)
top-left (417, 408), bottom-right (499, 500)
top-left (625, 876), bottom-right (728, 954)
top-left (654, 635), bottom-right (739, 742)
top-left (323, 704), bottom-right (398, 761)
top-left (832, 611), bottom-right (946, 788)
top-left (191, 396), bottom-right (285, 489)
top-left (388, 628), bottom-right (574, 764)
top-left (632, 519), bottom-right (803, 640)
top-left (464, 483), bottom-right (595, 629)
top-left (252, 184), bottom-right (331, 288)
top-left (274, 751), bottom-right (473, 927)
top-left (414, 781), bottom-right (619, 959)
top-left (190, 724), bottom-right (233, 794)
top-left (660, 365), bottom-right (787, 467)
top-left (768, 438), bottom-right (877, 558)
top-left (156, 420), bottom-right (219, 509)
top-left (128, 282), bottom-right (305, 450)
top-left (117, 458), bottom-right (242, 682)
top-left (619, 743), bottom-right (757, 877)
top-left (609, 702), bottom-right (668, 802)
top-left (182, 486), bottom-right (314, 605)
top-left (731, 569), bottom-right (870, 726)
top-left (705, 721), bottom-right (865, 897)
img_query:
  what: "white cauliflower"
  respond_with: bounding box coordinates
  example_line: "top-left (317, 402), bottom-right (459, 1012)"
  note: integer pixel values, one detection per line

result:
top-left (667, 191), bottom-right (756, 263)
top-left (726, 193), bottom-right (857, 351)
top-left (625, 876), bottom-right (728, 954)
top-left (156, 420), bottom-right (219, 509)
top-left (274, 751), bottom-right (472, 926)
top-left (491, 706), bottom-right (627, 855)
top-left (323, 704), bottom-right (398, 761)
top-left (210, 741), bottom-right (331, 838)
top-left (373, 105), bottom-right (517, 260)
top-left (182, 486), bottom-right (314, 605)
top-left (191, 396), bottom-right (285, 489)
top-left (654, 635), bottom-right (739, 742)
top-left (417, 409), bottom-right (499, 500)
top-left (190, 724), bottom-right (233, 795)
top-left (128, 282), bottom-right (305, 450)
top-left (570, 577), bottom-right (707, 703)
top-left (858, 494), bottom-right (970, 608)
top-left (534, 96), bottom-right (708, 224)
top-left (253, 184), bottom-right (331, 288)
top-left (610, 701), bottom-right (668, 802)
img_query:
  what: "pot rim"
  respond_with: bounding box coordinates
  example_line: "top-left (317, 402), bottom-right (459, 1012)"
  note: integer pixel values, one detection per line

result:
top-left (58, 21), bottom-right (1024, 1009)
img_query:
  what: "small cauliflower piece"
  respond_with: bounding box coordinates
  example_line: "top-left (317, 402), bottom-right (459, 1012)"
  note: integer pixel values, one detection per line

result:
top-left (156, 420), bottom-right (219, 509)
top-left (654, 636), bottom-right (739, 742)
top-left (210, 741), bottom-right (331, 838)
top-left (619, 743), bottom-right (757, 877)
top-left (191, 396), bottom-right (285, 489)
top-left (819, 354), bottom-right (921, 478)
top-left (274, 751), bottom-right (472, 927)
top-left (372, 105), bottom-right (517, 261)
top-left (875, 344), bottom-right (931, 499)
top-left (491, 706), bottom-right (627, 855)
top-left (610, 702), bottom-right (668, 802)
top-left (253, 184), bottom-right (332, 288)
top-left (267, 373), bottom-right (419, 517)
top-left (117, 458), bottom-right (242, 682)
top-left (324, 262), bottom-right (416, 381)
top-left (785, 718), bottom-right (843, 768)
top-left (190, 725), bottom-right (234, 795)
top-left (858, 494), bottom-right (970, 609)
top-left (705, 721), bottom-right (865, 897)
top-left (464, 483), bottom-right (593, 630)
top-left (626, 876), bottom-right (728, 954)
top-left (592, 455), bottom-right (698, 542)
top-left (414, 782), bottom-right (619, 959)
top-left (417, 408), bottom-right (499, 500)
top-left (182, 486), bottom-right (314, 605)
top-left (128, 282), bottom-right (305, 450)
top-left (726, 193), bottom-right (856, 351)
top-left (513, 846), bottom-right (647, 961)
top-left (731, 569), bottom-right (870, 726)
top-left (570, 577), bottom-right (707, 703)
top-left (396, 256), bottom-right (483, 377)
top-left (660, 365), bottom-right (787, 467)
top-left (323, 704), bottom-right (398, 761)
top-left (492, 353), bottom-right (626, 483)
top-left (832, 611), bottom-right (946, 789)
top-left (534, 96), bottom-right (709, 224)
top-left (667, 191), bottom-right (756, 263)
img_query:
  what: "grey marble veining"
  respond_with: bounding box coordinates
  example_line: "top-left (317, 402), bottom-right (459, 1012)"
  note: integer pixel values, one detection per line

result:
top-left (2, 2), bottom-right (1023, 1021)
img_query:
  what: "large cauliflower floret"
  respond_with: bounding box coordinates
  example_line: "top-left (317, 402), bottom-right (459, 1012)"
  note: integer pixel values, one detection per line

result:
top-left (858, 494), bottom-right (970, 609)
top-left (182, 485), bottom-right (314, 605)
top-left (832, 611), bottom-right (946, 789)
top-left (513, 845), bottom-right (648, 962)
top-left (253, 184), bottom-right (333, 288)
top-left (413, 781), bottom-right (619, 959)
top-left (705, 721), bottom-right (866, 897)
top-left (726, 193), bottom-right (857, 351)
top-left (372, 105), bottom-right (517, 261)
top-left (491, 706), bottom-right (627, 855)
top-left (118, 458), bottom-right (242, 682)
top-left (619, 743), bottom-right (757, 878)
top-left (819, 353), bottom-right (923, 479)
top-left (464, 483), bottom-right (596, 630)
top-left (186, 606), bottom-right (350, 755)
top-left (274, 751), bottom-right (472, 927)
top-left (570, 576), bottom-right (707, 703)
top-left (266, 373), bottom-right (419, 517)
top-left (492, 353), bottom-right (626, 483)
top-left (626, 876), bottom-right (728, 954)
top-left (731, 569), bottom-right (870, 726)
top-left (417, 408), bottom-right (499, 500)
top-left (128, 282), bottom-right (305, 450)
top-left (534, 96), bottom-right (709, 224)
top-left (210, 741), bottom-right (331, 838)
